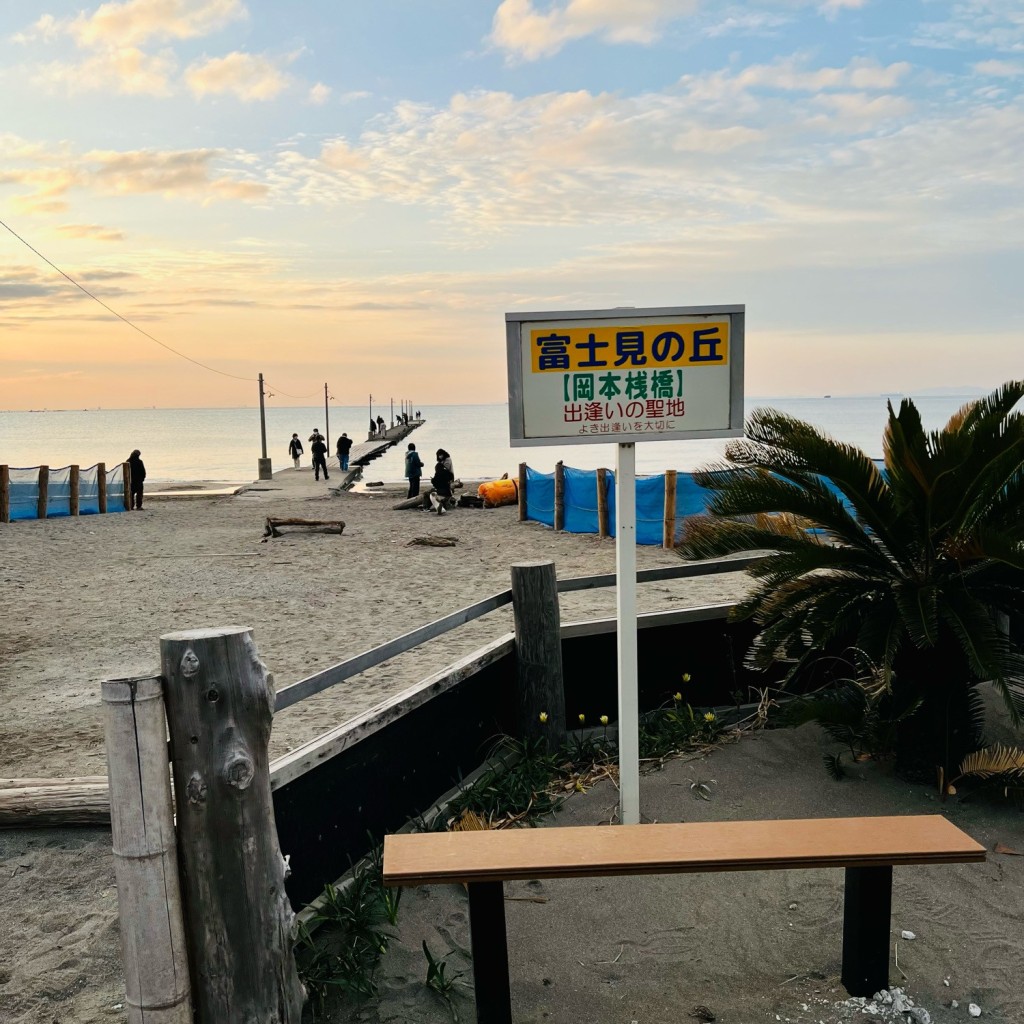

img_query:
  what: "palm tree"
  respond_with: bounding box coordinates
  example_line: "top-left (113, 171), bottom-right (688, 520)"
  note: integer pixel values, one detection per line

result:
top-left (678, 382), bottom-right (1024, 779)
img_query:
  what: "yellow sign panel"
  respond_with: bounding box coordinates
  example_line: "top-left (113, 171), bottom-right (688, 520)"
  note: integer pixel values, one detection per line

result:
top-left (529, 320), bottom-right (729, 374)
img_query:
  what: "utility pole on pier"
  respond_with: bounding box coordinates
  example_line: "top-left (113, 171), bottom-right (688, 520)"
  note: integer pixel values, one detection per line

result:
top-left (257, 373), bottom-right (272, 480)
top-left (324, 383), bottom-right (331, 452)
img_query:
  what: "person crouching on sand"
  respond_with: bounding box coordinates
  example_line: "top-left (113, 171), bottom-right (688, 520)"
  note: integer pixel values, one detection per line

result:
top-left (430, 448), bottom-right (454, 515)
top-left (128, 449), bottom-right (146, 510)
top-left (288, 433), bottom-right (303, 469)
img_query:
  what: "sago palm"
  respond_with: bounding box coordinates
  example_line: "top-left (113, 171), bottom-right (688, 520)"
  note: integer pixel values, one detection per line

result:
top-left (677, 381), bottom-right (1024, 777)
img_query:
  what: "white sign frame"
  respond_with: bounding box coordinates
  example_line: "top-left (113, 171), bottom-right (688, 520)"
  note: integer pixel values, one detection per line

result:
top-left (506, 304), bottom-right (745, 447)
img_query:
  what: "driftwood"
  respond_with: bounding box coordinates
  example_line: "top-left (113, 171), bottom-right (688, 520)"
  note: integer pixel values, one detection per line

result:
top-left (160, 627), bottom-right (304, 1023)
top-left (392, 495), bottom-right (426, 511)
top-left (408, 536), bottom-right (458, 547)
top-left (264, 516), bottom-right (345, 538)
top-left (0, 776), bottom-right (110, 826)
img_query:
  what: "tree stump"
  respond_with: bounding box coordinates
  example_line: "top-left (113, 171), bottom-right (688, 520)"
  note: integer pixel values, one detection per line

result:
top-left (160, 627), bottom-right (303, 1024)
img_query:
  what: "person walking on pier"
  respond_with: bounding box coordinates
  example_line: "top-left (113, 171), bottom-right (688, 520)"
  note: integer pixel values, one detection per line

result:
top-left (337, 432), bottom-right (352, 471)
top-left (288, 433), bottom-right (303, 470)
top-left (376, 415), bottom-right (386, 437)
top-left (127, 449), bottom-right (146, 510)
top-left (310, 434), bottom-right (330, 481)
top-left (405, 443), bottom-right (424, 499)
top-left (308, 427), bottom-right (324, 444)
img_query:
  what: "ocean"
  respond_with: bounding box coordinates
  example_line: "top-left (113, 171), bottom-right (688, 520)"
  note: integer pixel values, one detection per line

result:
top-left (0, 394), bottom-right (986, 484)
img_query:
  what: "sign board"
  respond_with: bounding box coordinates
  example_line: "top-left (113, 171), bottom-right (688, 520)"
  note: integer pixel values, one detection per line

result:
top-left (506, 305), bottom-right (745, 446)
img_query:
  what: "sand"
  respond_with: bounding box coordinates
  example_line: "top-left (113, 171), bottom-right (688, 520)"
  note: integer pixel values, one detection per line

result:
top-left (1, 469), bottom-right (1021, 1023)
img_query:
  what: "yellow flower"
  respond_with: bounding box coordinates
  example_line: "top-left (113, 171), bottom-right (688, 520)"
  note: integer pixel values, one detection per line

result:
top-left (578, 713), bottom-right (586, 725)
top-left (681, 673), bottom-right (691, 683)
top-left (600, 715), bottom-right (609, 726)
top-left (539, 712), bottom-right (549, 724)
top-left (703, 712), bottom-right (716, 723)
top-left (673, 692), bottom-right (682, 702)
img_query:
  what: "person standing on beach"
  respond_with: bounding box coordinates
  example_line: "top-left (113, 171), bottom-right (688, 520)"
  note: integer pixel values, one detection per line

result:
top-left (127, 450), bottom-right (146, 510)
top-left (288, 433), bottom-right (303, 469)
top-left (430, 448), bottom-right (454, 515)
top-left (404, 443), bottom-right (424, 498)
top-left (310, 434), bottom-right (329, 481)
top-left (337, 432), bottom-right (352, 471)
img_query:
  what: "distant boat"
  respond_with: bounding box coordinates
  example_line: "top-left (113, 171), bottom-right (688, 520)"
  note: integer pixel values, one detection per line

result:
top-left (823, 394), bottom-right (831, 398)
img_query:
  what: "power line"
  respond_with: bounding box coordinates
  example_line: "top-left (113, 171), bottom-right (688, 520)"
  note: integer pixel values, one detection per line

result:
top-left (0, 216), bottom-right (319, 400)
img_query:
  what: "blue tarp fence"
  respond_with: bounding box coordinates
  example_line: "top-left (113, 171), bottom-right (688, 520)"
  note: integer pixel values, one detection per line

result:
top-left (5, 464), bottom-right (125, 521)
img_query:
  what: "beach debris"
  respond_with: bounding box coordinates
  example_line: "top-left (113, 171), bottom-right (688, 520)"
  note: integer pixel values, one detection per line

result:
top-left (408, 536), bottom-right (458, 547)
top-left (900, 929), bottom-right (917, 940)
top-left (262, 516), bottom-right (344, 539)
top-left (994, 841), bottom-right (1021, 855)
top-left (969, 1004), bottom-right (982, 1017)
top-left (689, 1005), bottom-right (715, 1022)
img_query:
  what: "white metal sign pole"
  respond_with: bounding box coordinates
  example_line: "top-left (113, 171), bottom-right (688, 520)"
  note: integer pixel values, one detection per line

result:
top-left (615, 441), bottom-right (640, 825)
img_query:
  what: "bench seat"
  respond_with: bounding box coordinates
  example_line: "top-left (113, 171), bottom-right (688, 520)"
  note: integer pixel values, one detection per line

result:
top-left (383, 815), bottom-right (984, 1023)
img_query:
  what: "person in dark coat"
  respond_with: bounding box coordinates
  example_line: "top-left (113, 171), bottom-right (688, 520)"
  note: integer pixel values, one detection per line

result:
top-left (337, 432), bottom-right (353, 471)
top-left (376, 415), bottom-right (386, 436)
top-left (404, 443), bottom-right (424, 499)
top-left (310, 435), bottom-right (329, 481)
top-left (127, 450), bottom-right (146, 509)
top-left (430, 448), bottom-right (454, 515)
top-left (288, 433), bottom-right (303, 470)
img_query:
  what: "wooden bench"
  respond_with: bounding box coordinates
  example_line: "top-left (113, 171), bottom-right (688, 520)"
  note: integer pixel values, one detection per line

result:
top-left (383, 815), bottom-right (984, 1024)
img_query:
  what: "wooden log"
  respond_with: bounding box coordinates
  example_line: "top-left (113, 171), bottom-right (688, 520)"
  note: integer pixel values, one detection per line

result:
top-left (160, 627), bottom-right (304, 1024)
top-left (37, 465), bottom-right (49, 520)
top-left (0, 781), bottom-right (110, 826)
top-left (102, 676), bottom-right (193, 1023)
top-left (510, 561), bottom-right (566, 748)
top-left (0, 465), bottom-right (9, 524)
top-left (392, 495), bottom-right (426, 511)
top-left (264, 516), bottom-right (345, 538)
top-left (663, 469), bottom-right (678, 549)
top-left (122, 462), bottom-right (131, 512)
top-left (518, 462), bottom-right (527, 523)
top-left (596, 468), bottom-right (609, 539)
top-left (554, 460), bottom-right (565, 532)
top-left (70, 464), bottom-right (80, 516)
top-left (98, 462), bottom-right (107, 514)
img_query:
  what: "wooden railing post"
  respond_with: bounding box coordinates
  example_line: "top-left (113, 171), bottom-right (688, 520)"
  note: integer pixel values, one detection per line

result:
top-left (510, 562), bottom-right (566, 748)
top-left (69, 465), bottom-right (80, 516)
top-left (596, 468), bottom-right (609, 538)
top-left (37, 465), bottom-right (49, 520)
top-left (160, 627), bottom-right (303, 1024)
top-left (518, 462), bottom-right (527, 523)
top-left (102, 676), bottom-right (192, 1023)
top-left (554, 460), bottom-right (565, 532)
top-left (663, 470), bottom-right (678, 549)
top-left (0, 465), bottom-right (9, 523)
top-left (122, 462), bottom-right (131, 511)
top-left (97, 462), bottom-right (107, 513)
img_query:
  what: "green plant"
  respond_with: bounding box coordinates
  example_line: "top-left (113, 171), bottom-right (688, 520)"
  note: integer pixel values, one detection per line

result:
top-left (677, 383), bottom-right (1024, 780)
top-left (422, 941), bottom-right (468, 1021)
top-left (941, 743), bottom-right (1024, 800)
top-left (639, 693), bottom-right (724, 761)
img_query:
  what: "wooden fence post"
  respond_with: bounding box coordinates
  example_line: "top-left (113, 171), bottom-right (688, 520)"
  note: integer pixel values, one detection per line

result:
top-left (510, 562), bottom-right (566, 748)
top-left (97, 462), bottom-right (107, 514)
top-left (69, 465), bottom-right (80, 516)
top-left (663, 470), bottom-right (678, 549)
top-left (0, 465), bottom-right (9, 523)
top-left (596, 468), bottom-right (609, 539)
top-left (102, 676), bottom-right (193, 1024)
top-left (518, 462), bottom-right (527, 523)
top-left (37, 465), bottom-right (49, 520)
top-left (122, 462), bottom-right (131, 511)
top-left (554, 460), bottom-right (565, 532)
top-left (159, 627), bottom-right (304, 1024)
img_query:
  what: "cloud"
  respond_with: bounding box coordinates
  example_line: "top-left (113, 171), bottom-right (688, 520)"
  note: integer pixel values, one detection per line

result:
top-left (490, 0), bottom-right (701, 61)
top-left (307, 82), bottom-right (331, 105)
top-left (975, 58), bottom-right (1024, 77)
top-left (912, 2), bottom-right (1024, 52)
top-left (56, 224), bottom-right (127, 242)
top-left (185, 51), bottom-right (290, 100)
top-left (33, 46), bottom-right (177, 96)
top-left (818, 0), bottom-right (869, 16)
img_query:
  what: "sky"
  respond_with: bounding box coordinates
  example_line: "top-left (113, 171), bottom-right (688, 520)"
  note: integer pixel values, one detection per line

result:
top-left (1, 0), bottom-right (1023, 410)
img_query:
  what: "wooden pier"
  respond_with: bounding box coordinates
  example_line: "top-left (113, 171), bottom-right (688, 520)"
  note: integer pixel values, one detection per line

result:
top-left (335, 418), bottom-right (424, 491)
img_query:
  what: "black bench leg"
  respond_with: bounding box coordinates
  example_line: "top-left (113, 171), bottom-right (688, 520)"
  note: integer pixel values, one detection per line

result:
top-left (467, 881), bottom-right (512, 1024)
top-left (841, 865), bottom-right (892, 997)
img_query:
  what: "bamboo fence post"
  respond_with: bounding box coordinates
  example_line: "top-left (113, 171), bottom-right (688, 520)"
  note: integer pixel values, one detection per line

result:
top-left (159, 627), bottom-right (303, 1024)
top-left (98, 462), bottom-right (107, 514)
top-left (36, 466), bottom-right (49, 520)
top-left (69, 464), bottom-right (80, 516)
top-left (554, 460), bottom-right (565, 532)
top-left (122, 462), bottom-right (131, 511)
top-left (510, 561), bottom-right (566, 747)
top-left (663, 470), bottom-right (678, 549)
top-left (102, 675), bottom-right (193, 1024)
top-left (518, 462), bottom-right (527, 522)
top-left (0, 465), bottom-right (9, 523)
top-left (596, 468), bottom-right (609, 538)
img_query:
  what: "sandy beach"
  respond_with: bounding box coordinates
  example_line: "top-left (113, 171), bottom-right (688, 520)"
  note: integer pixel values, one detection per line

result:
top-left (1, 470), bottom-right (1021, 1023)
